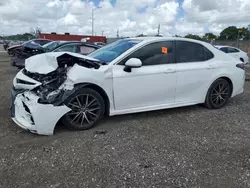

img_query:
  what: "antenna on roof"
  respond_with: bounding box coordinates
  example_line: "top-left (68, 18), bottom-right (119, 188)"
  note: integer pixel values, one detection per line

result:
top-left (157, 24), bottom-right (160, 36)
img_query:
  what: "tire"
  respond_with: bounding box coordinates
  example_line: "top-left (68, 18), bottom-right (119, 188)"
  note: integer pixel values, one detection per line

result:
top-left (61, 88), bottom-right (105, 130)
top-left (204, 78), bottom-right (232, 109)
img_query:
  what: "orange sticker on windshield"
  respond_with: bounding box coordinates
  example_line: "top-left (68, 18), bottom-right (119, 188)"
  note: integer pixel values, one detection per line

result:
top-left (162, 47), bottom-right (168, 54)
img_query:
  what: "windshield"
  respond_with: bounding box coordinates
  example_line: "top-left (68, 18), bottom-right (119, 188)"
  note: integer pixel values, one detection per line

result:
top-left (88, 39), bottom-right (141, 63)
top-left (22, 40), bottom-right (32, 45)
top-left (42, 41), bottom-right (60, 51)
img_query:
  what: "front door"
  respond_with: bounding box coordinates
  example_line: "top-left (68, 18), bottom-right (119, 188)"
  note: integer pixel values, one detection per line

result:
top-left (112, 41), bottom-right (177, 111)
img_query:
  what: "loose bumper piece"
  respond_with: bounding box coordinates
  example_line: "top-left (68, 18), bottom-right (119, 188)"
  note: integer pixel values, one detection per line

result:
top-left (11, 91), bottom-right (71, 135)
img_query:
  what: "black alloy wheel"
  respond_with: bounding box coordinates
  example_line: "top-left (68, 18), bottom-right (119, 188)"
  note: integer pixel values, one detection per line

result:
top-left (62, 88), bottom-right (105, 130)
top-left (205, 78), bottom-right (232, 109)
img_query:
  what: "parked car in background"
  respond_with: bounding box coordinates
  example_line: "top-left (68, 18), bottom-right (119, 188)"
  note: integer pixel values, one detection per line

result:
top-left (10, 41), bottom-right (100, 68)
top-left (215, 45), bottom-right (249, 64)
top-left (11, 37), bottom-right (245, 135)
top-left (3, 40), bottom-right (10, 50)
top-left (7, 39), bottom-right (52, 55)
top-left (94, 42), bottom-right (106, 47)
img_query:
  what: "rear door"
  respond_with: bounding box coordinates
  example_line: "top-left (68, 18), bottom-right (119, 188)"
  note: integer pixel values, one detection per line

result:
top-left (175, 41), bottom-right (215, 103)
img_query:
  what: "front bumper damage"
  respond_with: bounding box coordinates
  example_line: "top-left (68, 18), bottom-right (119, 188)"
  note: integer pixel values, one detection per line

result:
top-left (11, 89), bottom-right (71, 135)
top-left (10, 53), bottom-right (102, 135)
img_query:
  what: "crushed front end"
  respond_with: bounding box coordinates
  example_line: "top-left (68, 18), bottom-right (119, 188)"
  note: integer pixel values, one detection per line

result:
top-left (11, 68), bottom-right (72, 135)
top-left (11, 52), bottom-right (101, 135)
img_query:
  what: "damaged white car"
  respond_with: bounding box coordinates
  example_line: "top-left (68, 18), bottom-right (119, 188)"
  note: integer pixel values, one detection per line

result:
top-left (11, 37), bottom-right (245, 135)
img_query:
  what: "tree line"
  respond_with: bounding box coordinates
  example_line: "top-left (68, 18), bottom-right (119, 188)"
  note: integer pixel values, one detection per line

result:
top-left (138, 26), bottom-right (250, 41)
top-left (1, 27), bottom-right (42, 42)
top-left (180, 26), bottom-right (250, 41)
top-left (2, 25), bottom-right (250, 42)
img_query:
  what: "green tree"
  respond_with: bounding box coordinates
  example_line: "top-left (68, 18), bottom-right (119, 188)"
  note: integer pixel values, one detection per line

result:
top-left (203, 33), bottom-right (217, 41)
top-left (4, 33), bottom-right (35, 41)
top-left (219, 26), bottom-right (250, 40)
top-left (174, 35), bottom-right (182, 37)
top-left (219, 26), bottom-right (238, 40)
top-left (238, 27), bottom-right (250, 40)
top-left (184, 34), bottom-right (203, 41)
top-left (136, 34), bottom-right (147, 37)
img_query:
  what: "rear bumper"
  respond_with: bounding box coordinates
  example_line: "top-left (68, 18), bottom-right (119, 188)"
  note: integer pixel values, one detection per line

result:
top-left (231, 73), bottom-right (245, 97)
top-left (11, 89), bottom-right (71, 135)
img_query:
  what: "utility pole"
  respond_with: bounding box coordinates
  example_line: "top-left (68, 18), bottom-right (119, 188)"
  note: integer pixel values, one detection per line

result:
top-left (117, 29), bottom-right (119, 38)
top-left (157, 24), bottom-right (160, 36)
top-left (91, 9), bottom-right (94, 36)
top-left (237, 29), bottom-right (242, 48)
top-left (91, 7), bottom-right (102, 36)
top-left (102, 30), bottom-right (104, 36)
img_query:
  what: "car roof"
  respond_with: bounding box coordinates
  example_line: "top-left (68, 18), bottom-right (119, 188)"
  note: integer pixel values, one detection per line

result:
top-left (56, 41), bottom-right (100, 48)
top-left (128, 37), bottom-right (211, 46)
top-left (215, 45), bottom-right (239, 49)
top-left (36, 38), bottom-right (52, 41)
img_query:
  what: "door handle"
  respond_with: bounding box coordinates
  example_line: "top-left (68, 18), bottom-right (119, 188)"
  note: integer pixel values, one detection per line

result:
top-left (164, 69), bottom-right (176, 73)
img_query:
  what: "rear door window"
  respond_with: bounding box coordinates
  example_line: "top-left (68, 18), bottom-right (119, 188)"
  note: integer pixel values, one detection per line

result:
top-left (176, 41), bottom-right (214, 63)
top-left (227, 47), bottom-right (240, 53)
top-left (53, 44), bottom-right (78, 53)
top-left (220, 47), bottom-right (228, 53)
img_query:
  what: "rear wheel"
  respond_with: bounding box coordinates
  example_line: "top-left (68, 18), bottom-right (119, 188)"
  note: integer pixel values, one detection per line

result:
top-left (62, 88), bottom-right (105, 130)
top-left (204, 78), bottom-right (232, 109)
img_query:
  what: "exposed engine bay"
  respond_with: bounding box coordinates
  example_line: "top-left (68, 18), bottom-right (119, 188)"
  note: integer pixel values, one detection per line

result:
top-left (20, 53), bottom-right (102, 104)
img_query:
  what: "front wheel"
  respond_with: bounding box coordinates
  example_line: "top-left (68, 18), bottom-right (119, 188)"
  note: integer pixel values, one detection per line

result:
top-left (62, 88), bottom-right (105, 130)
top-left (204, 78), bottom-right (232, 109)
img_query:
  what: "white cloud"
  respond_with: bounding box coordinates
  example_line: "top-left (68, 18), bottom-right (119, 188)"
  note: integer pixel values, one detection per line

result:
top-left (174, 20), bottom-right (205, 36)
top-left (182, 0), bottom-right (250, 34)
top-left (0, 0), bottom-right (250, 37)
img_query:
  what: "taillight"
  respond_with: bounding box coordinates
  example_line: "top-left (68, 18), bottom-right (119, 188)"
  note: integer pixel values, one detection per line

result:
top-left (236, 63), bottom-right (245, 70)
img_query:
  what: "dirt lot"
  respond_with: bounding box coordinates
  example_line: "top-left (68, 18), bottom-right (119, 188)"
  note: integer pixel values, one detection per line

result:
top-left (0, 53), bottom-right (250, 188)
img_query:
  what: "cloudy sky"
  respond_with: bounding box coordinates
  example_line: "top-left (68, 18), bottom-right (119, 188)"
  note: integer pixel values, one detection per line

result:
top-left (0, 0), bottom-right (250, 37)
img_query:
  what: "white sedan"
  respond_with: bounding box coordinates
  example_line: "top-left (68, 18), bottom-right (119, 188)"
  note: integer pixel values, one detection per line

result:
top-left (215, 45), bottom-right (249, 64)
top-left (11, 37), bottom-right (245, 135)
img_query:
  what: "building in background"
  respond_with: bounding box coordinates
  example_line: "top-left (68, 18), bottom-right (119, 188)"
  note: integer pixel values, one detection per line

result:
top-left (39, 33), bottom-right (106, 43)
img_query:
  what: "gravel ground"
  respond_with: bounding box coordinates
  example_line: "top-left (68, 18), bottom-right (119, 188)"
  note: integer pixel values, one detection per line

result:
top-left (0, 54), bottom-right (250, 188)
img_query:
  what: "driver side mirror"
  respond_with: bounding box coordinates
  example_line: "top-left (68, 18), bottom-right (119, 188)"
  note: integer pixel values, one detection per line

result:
top-left (124, 58), bottom-right (142, 72)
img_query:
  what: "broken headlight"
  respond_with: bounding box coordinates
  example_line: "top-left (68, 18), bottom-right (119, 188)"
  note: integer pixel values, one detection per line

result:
top-left (30, 67), bottom-right (68, 104)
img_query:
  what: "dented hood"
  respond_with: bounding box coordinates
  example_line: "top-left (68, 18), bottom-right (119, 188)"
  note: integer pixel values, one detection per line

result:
top-left (25, 52), bottom-right (99, 74)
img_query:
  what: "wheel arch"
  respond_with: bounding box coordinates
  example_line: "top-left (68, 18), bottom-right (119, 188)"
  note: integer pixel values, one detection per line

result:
top-left (219, 76), bottom-right (233, 95)
top-left (73, 83), bottom-right (111, 116)
top-left (204, 76), bottom-right (234, 101)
